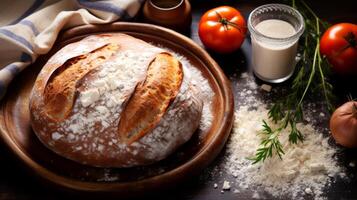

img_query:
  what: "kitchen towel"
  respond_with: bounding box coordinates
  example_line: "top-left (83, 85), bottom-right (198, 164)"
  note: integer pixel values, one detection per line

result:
top-left (0, 0), bottom-right (143, 99)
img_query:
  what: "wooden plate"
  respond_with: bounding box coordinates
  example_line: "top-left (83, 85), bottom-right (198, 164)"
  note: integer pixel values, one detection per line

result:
top-left (0, 22), bottom-right (233, 197)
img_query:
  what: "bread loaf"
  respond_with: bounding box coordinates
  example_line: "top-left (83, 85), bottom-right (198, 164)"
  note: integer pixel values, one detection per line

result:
top-left (29, 33), bottom-right (203, 167)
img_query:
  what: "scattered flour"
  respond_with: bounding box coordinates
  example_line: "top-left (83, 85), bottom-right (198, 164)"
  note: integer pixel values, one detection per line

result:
top-left (222, 180), bottom-right (231, 190)
top-left (305, 187), bottom-right (312, 194)
top-left (349, 162), bottom-right (355, 168)
top-left (252, 191), bottom-right (260, 199)
top-left (225, 100), bottom-right (344, 200)
top-left (97, 169), bottom-right (119, 182)
top-left (260, 84), bottom-right (272, 92)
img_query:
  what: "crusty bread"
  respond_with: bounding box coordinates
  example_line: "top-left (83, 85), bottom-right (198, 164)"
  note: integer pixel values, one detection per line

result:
top-left (118, 52), bottom-right (183, 144)
top-left (44, 44), bottom-right (119, 121)
top-left (29, 33), bottom-right (203, 167)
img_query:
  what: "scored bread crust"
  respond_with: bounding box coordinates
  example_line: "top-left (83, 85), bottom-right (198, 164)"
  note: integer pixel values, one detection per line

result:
top-left (118, 53), bottom-right (183, 144)
top-left (44, 44), bottom-right (120, 121)
top-left (30, 33), bottom-right (203, 167)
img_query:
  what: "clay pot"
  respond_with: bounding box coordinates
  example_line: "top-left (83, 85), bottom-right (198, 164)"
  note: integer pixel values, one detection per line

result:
top-left (142, 0), bottom-right (192, 32)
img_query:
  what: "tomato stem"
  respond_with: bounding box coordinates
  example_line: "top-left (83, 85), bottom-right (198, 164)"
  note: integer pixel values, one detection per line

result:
top-left (215, 11), bottom-right (243, 33)
top-left (352, 102), bottom-right (357, 118)
top-left (334, 32), bottom-right (356, 57)
top-left (344, 32), bottom-right (356, 48)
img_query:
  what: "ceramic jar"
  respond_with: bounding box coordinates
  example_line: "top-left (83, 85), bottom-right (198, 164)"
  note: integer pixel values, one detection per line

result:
top-left (142, 0), bottom-right (192, 32)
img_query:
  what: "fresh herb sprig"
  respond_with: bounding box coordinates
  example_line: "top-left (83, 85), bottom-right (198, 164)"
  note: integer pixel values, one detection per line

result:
top-left (250, 120), bottom-right (285, 164)
top-left (250, 0), bottom-right (335, 164)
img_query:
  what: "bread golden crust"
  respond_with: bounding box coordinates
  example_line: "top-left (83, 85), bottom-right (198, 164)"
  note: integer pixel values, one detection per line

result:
top-left (118, 53), bottom-right (183, 144)
top-left (43, 44), bottom-right (119, 121)
top-left (29, 33), bottom-right (203, 168)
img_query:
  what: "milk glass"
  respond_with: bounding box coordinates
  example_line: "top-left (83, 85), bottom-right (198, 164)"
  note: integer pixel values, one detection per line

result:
top-left (248, 4), bottom-right (305, 83)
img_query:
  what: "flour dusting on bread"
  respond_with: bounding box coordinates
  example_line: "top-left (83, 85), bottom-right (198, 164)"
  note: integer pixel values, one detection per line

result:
top-left (30, 33), bottom-right (214, 168)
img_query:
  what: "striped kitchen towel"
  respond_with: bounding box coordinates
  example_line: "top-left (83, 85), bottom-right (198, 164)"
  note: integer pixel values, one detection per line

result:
top-left (0, 0), bottom-right (143, 99)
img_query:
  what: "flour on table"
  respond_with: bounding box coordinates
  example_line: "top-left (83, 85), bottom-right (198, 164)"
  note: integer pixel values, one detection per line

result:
top-left (222, 180), bottom-right (231, 190)
top-left (226, 103), bottom-right (343, 199)
top-left (221, 97), bottom-right (345, 200)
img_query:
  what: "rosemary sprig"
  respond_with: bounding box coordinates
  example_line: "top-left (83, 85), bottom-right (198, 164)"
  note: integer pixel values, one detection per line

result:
top-left (250, 120), bottom-right (284, 164)
top-left (250, 0), bottom-right (335, 163)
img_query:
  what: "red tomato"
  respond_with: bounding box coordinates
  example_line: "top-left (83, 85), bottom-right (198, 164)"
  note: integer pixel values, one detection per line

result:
top-left (198, 6), bottom-right (247, 54)
top-left (320, 23), bottom-right (357, 75)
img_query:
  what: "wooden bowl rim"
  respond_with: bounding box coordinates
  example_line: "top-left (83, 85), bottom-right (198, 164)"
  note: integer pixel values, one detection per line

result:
top-left (0, 22), bottom-right (234, 192)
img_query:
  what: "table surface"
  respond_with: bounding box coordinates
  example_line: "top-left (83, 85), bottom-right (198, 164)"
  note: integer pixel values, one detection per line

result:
top-left (1, 0), bottom-right (357, 199)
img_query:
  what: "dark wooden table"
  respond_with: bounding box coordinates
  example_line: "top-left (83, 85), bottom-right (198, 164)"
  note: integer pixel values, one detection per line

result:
top-left (0, 1), bottom-right (356, 199)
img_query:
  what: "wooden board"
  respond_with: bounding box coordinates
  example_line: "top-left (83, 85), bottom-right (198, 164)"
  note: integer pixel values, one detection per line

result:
top-left (0, 22), bottom-right (234, 198)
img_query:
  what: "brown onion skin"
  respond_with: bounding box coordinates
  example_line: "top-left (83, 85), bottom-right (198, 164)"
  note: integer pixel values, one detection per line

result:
top-left (330, 101), bottom-right (357, 148)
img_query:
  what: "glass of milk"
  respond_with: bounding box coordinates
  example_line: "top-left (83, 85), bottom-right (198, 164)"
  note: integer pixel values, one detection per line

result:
top-left (248, 4), bottom-right (305, 83)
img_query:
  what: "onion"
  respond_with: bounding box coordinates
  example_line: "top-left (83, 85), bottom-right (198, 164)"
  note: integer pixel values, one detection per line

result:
top-left (330, 101), bottom-right (357, 148)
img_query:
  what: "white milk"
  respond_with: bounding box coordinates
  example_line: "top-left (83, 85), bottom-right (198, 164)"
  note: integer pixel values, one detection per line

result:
top-left (251, 19), bottom-right (298, 82)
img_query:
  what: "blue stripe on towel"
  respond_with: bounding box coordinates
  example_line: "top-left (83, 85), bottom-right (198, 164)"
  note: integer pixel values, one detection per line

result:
top-left (5, 63), bottom-right (21, 76)
top-left (3, 53), bottom-right (30, 77)
top-left (77, 0), bottom-right (131, 20)
top-left (0, 29), bottom-right (33, 51)
top-left (20, 52), bottom-right (33, 63)
top-left (19, 20), bottom-right (40, 36)
top-left (10, 0), bottom-right (45, 25)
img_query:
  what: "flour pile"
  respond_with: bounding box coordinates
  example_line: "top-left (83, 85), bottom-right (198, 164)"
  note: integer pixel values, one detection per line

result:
top-left (225, 100), bottom-right (345, 199)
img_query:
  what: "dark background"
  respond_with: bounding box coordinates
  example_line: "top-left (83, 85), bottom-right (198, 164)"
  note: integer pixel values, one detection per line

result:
top-left (1, 0), bottom-right (357, 199)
